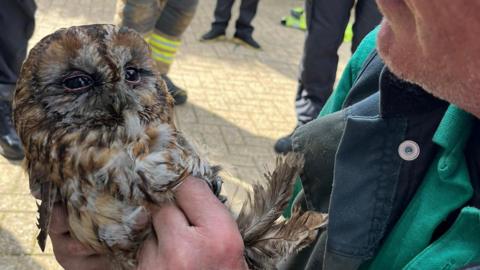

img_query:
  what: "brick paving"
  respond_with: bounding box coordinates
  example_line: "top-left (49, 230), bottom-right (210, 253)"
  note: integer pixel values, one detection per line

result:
top-left (0, 0), bottom-right (351, 268)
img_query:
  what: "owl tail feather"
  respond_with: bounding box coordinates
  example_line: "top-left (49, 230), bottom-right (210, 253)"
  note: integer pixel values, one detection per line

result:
top-left (236, 153), bottom-right (327, 270)
top-left (37, 181), bottom-right (57, 252)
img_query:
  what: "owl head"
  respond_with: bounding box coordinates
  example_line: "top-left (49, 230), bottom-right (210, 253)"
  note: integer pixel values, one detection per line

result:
top-left (13, 24), bottom-right (174, 156)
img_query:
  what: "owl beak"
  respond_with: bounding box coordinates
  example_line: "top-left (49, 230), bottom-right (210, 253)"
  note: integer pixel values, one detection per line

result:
top-left (107, 81), bottom-right (131, 112)
top-left (106, 91), bottom-right (128, 115)
top-left (105, 101), bottom-right (124, 115)
top-left (111, 101), bottom-right (124, 114)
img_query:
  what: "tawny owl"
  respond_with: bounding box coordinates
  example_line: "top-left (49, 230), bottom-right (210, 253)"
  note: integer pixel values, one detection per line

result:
top-left (13, 24), bottom-right (325, 270)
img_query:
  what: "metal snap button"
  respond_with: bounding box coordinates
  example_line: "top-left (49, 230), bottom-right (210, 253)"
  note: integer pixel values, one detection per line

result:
top-left (398, 140), bottom-right (420, 161)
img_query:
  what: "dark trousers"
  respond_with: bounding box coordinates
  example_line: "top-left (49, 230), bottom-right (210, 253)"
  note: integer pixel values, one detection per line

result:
top-left (0, 0), bottom-right (36, 99)
top-left (211, 0), bottom-right (260, 36)
top-left (295, 0), bottom-right (382, 124)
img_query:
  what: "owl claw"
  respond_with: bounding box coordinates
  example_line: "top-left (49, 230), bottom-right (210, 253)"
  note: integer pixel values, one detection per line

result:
top-left (211, 177), bottom-right (223, 197)
top-left (199, 176), bottom-right (226, 203)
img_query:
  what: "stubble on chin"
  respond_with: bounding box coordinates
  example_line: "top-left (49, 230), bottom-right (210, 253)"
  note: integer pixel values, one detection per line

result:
top-left (377, 23), bottom-right (480, 118)
top-left (377, 20), bottom-right (418, 83)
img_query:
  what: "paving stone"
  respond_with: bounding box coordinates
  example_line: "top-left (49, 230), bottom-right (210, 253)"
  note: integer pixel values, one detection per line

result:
top-left (0, 165), bottom-right (25, 195)
top-left (234, 166), bottom-right (264, 185)
top-left (29, 256), bottom-right (63, 270)
top-left (202, 133), bottom-right (229, 155)
top-left (0, 195), bottom-right (36, 213)
top-left (219, 126), bottom-right (244, 145)
top-left (0, 255), bottom-right (51, 270)
top-left (209, 154), bottom-right (255, 167)
top-left (0, 213), bottom-right (37, 255)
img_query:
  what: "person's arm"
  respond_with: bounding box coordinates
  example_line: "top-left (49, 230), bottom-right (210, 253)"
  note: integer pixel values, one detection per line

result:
top-left (50, 176), bottom-right (248, 270)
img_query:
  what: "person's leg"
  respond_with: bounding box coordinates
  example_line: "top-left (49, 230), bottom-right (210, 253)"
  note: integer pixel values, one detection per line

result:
top-left (232, 0), bottom-right (261, 49)
top-left (211, 0), bottom-right (235, 33)
top-left (296, 0), bottom-right (355, 124)
top-left (200, 0), bottom-right (235, 41)
top-left (114, 0), bottom-right (161, 35)
top-left (151, 0), bottom-right (198, 74)
top-left (0, 0), bottom-right (36, 159)
top-left (275, 0), bottom-right (354, 153)
top-left (352, 0), bottom-right (382, 52)
top-left (149, 0), bottom-right (198, 104)
top-left (234, 0), bottom-right (260, 37)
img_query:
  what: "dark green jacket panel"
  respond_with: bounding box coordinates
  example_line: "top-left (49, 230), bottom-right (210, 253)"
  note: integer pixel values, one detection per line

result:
top-left (292, 49), bottom-right (385, 214)
top-left (292, 110), bottom-right (347, 214)
top-left (292, 59), bottom-right (454, 270)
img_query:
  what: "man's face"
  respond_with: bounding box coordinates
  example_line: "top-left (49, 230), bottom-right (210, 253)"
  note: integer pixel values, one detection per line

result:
top-left (376, 0), bottom-right (480, 117)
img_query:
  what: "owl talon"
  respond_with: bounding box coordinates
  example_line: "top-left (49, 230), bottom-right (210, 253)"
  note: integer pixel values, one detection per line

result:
top-left (199, 177), bottom-right (225, 202)
top-left (211, 177), bottom-right (223, 197)
top-left (169, 178), bottom-right (185, 192)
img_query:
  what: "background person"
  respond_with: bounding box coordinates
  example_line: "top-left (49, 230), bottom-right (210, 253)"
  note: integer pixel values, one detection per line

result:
top-left (200, 0), bottom-right (261, 49)
top-left (274, 0), bottom-right (382, 153)
top-left (0, 0), bottom-right (36, 160)
top-left (116, 0), bottom-right (199, 105)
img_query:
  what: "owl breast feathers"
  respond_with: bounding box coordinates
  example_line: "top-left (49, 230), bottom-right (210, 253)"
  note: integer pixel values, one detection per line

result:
top-left (13, 24), bottom-right (325, 270)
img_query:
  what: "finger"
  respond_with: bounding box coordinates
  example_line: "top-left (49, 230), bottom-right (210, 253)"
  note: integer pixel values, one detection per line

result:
top-left (49, 203), bottom-right (69, 235)
top-left (136, 235), bottom-right (158, 266)
top-left (150, 203), bottom-right (189, 236)
top-left (174, 176), bottom-right (234, 227)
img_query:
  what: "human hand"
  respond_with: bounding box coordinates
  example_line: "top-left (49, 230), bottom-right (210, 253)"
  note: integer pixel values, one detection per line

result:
top-left (49, 203), bottom-right (111, 270)
top-left (137, 176), bottom-right (248, 270)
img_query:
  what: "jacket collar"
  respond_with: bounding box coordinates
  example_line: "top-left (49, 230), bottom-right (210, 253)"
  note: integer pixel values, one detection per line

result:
top-left (433, 106), bottom-right (474, 152)
top-left (379, 66), bottom-right (476, 174)
top-left (379, 67), bottom-right (449, 118)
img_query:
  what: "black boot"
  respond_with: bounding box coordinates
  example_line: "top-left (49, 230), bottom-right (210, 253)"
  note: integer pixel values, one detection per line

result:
top-left (200, 29), bottom-right (226, 41)
top-left (0, 99), bottom-right (24, 160)
top-left (233, 33), bottom-right (261, 49)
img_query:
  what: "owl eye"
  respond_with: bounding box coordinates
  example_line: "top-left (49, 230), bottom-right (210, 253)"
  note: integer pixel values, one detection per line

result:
top-left (125, 67), bottom-right (140, 83)
top-left (63, 74), bottom-right (94, 92)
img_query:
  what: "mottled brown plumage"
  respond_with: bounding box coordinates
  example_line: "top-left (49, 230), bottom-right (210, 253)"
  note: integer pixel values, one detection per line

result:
top-left (13, 24), bottom-right (325, 269)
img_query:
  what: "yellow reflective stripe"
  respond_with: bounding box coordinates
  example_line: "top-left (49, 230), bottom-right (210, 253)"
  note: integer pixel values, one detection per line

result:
top-left (152, 53), bottom-right (173, 64)
top-left (151, 33), bottom-right (181, 46)
top-left (149, 39), bottom-right (178, 53)
top-left (151, 47), bottom-right (174, 64)
top-left (151, 46), bottom-right (175, 58)
top-left (149, 33), bottom-right (181, 52)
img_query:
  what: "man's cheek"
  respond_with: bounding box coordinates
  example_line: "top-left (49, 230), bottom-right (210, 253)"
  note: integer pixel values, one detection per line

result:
top-left (379, 40), bottom-right (426, 85)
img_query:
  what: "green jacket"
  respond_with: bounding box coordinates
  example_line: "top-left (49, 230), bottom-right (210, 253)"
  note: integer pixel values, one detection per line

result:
top-left (288, 27), bottom-right (480, 270)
